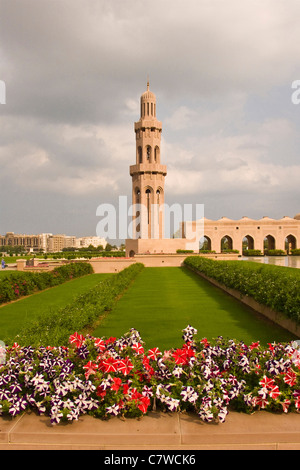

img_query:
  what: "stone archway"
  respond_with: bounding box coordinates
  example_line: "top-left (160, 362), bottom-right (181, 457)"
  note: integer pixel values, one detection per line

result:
top-left (285, 234), bottom-right (297, 254)
top-left (199, 235), bottom-right (212, 251)
top-left (242, 235), bottom-right (255, 253)
top-left (264, 234), bottom-right (275, 253)
top-left (221, 235), bottom-right (233, 252)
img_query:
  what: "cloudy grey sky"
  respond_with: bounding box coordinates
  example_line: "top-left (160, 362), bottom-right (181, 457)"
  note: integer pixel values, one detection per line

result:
top-left (1, 0), bottom-right (300, 240)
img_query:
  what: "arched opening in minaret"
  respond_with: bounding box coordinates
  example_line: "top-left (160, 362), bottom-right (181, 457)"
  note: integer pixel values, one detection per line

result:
top-left (146, 145), bottom-right (152, 162)
top-left (146, 189), bottom-right (151, 225)
top-left (154, 146), bottom-right (160, 163)
top-left (138, 147), bottom-right (142, 164)
top-left (133, 188), bottom-right (141, 237)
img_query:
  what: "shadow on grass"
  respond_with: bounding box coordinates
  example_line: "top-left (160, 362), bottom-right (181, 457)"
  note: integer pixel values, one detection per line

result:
top-left (93, 267), bottom-right (296, 350)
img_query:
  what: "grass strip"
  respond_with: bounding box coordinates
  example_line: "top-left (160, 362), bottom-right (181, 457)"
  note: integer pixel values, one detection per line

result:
top-left (92, 267), bottom-right (296, 351)
top-left (10, 263), bottom-right (144, 347)
top-left (0, 262), bottom-right (94, 304)
top-left (184, 257), bottom-right (300, 323)
top-left (0, 273), bottom-right (111, 341)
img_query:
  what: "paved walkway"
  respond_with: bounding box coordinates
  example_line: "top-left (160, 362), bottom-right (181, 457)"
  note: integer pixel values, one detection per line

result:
top-left (1, 410), bottom-right (300, 450)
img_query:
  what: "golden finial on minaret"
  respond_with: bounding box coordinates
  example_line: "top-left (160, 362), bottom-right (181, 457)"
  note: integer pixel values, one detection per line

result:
top-left (147, 75), bottom-right (150, 91)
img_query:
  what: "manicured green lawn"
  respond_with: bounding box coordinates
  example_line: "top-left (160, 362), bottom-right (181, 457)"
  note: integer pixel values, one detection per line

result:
top-left (0, 273), bottom-right (111, 341)
top-left (93, 267), bottom-right (296, 350)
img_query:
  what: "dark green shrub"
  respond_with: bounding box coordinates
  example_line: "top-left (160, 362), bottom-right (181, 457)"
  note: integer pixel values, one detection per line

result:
top-left (184, 256), bottom-right (300, 324)
top-left (243, 249), bottom-right (262, 256)
top-left (13, 263), bottom-right (144, 347)
top-left (0, 262), bottom-right (93, 304)
top-left (267, 249), bottom-right (286, 256)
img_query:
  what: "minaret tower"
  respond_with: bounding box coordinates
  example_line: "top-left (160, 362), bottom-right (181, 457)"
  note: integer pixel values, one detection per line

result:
top-left (130, 81), bottom-right (167, 239)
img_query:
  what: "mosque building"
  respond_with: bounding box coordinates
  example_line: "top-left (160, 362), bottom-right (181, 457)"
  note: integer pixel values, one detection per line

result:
top-left (125, 83), bottom-right (300, 257)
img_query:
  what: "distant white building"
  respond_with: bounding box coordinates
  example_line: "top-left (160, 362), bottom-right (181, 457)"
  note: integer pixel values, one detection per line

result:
top-left (76, 236), bottom-right (107, 249)
top-left (0, 232), bottom-right (107, 253)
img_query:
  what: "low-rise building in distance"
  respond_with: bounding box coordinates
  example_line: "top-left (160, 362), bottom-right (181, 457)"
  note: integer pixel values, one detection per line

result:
top-left (0, 232), bottom-right (107, 253)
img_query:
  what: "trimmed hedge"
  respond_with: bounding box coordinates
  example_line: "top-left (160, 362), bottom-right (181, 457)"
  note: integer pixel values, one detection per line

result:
top-left (0, 262), bottom-right (94, 305)
top-left (184, 256), bottom-right (300, 324)
top-left (267, 249), bottom-right (286, 256)
top-left (243, 250), bottom-right (262, 256)
top-left (11, 263), bottom-right (144, 347)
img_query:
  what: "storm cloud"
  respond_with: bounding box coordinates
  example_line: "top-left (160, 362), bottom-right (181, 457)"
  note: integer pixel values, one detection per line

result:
top-left (0, 0), bottom-right (300, 239)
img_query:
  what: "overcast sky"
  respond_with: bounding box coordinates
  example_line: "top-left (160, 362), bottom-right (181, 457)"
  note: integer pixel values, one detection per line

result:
top-left (1, 0), bottom-right (300, 240)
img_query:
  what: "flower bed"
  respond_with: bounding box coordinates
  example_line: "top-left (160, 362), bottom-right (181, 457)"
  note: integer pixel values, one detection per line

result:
top-left (1, 326), bottom-right (300, 425)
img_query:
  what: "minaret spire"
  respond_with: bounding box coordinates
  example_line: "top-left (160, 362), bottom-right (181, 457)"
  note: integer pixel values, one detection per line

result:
top-left (130, 82), bottom-right (167, 240)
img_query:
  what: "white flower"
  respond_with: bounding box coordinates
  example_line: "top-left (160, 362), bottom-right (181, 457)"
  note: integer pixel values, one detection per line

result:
top-left (106, 404), bottom-right (120, 416)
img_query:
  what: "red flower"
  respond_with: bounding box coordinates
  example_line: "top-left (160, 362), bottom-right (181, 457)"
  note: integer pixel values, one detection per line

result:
top-left (147, 347), bottom-right (161, 360)
top-left (94, 338), bottom-right (106, 351)
top-left (295, 397), bottom-right (300, 410)
top-left (138, 396), bottom-right (150, 414)
top-left (253, 396), bottom-right (269, 409)
top-left (172, 348), bottom-right (188, 365)
top-left (83, 361), bottom-right (98, 379)
top-left (105, 337), bottom-right (116, 345)
top-left (69, 332), bottom-right (84, 348)
top-left (118, 357), bottom-right (134, 376)
top-left (259, 376), bottom-right (275, 389)
top-left (111, 377), bottom-right (122, 392)
top-left (280, 399), bottom-right (291, 413)
top-left (122, 383), bottom-right (130, 395)
top-left (284, 368), bottom-right (297, 387)
top-left (269, 385), bottom-right (281, 400)
top-left (96, 385), bottom-right (106, 398)
top-left (132, 342), bottom-right (144, 354)
top-left (102, 357), bottom-right (119, 373)
top-left (249, 341), bottom-right (260, 350)
top-left (142, 356), bottom-right (151, 371)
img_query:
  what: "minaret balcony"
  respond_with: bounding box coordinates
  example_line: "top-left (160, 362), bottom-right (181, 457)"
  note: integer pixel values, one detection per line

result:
top-left (130, 163), bottom-right (167, 176)
top-left (134, 120), bottom-right (162, 132)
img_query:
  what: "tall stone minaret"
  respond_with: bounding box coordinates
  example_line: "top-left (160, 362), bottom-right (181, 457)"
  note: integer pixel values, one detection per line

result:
top-left (130, 81), bottom-right (167, 239)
